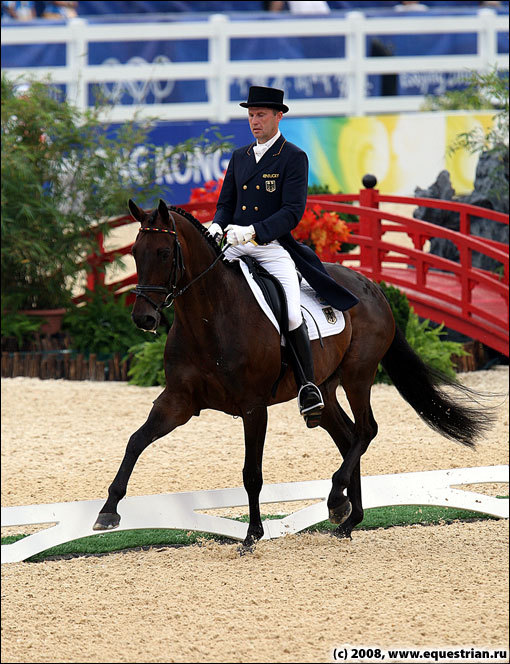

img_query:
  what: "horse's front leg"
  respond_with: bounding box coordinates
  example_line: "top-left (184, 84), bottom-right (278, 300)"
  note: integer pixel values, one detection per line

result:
top-left (93, 389), bottom-right (193, 530)
top-left (240, 406), bottom-right (268, 550)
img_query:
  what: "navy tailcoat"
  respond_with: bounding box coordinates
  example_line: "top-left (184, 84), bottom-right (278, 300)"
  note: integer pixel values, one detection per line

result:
top-left (213, 134), bottom-right (359, 312)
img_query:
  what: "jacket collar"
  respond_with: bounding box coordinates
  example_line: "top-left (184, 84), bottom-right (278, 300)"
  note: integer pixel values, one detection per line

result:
top-left (241, 134), bottom-right (287, 183)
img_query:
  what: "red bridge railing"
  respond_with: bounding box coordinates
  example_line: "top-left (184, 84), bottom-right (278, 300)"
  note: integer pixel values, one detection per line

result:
top-left (78, 184), bottom-right (509, 357)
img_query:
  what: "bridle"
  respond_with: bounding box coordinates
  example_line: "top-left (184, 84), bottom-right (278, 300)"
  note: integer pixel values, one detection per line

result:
top-left (131, 213), bottom-right (228, 314)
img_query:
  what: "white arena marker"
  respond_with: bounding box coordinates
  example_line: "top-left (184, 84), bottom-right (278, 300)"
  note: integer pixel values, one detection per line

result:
top-left (1, 466), bottom-right (508, 564)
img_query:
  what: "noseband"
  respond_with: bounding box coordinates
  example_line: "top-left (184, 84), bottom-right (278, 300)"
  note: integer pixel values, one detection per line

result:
top-left (132, 214), bottom-right (228, 314)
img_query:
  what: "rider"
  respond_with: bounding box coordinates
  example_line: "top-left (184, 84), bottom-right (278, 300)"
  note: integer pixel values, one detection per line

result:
top-left (208, 85), bottom-right (358, 427)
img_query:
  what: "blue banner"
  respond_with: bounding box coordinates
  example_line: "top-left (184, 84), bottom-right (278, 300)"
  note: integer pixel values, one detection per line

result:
top-left (2, 10), bottom-right (508, 101)
top-left (135, 119), bottom-right (251, 205)
top-left (2, 9), bottom-right (507, 203)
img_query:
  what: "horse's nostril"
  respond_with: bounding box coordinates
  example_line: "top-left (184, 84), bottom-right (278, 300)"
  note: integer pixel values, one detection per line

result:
top-left (132, 314), bottom-right (158, 331)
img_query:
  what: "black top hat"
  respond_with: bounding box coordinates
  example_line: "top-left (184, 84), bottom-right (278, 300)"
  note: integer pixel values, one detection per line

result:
top-left (240, 86), bottom-right (289, 113)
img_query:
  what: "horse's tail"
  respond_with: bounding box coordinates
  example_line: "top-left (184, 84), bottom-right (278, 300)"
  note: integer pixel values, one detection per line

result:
top-left (380, 326), bottom-right (494, 448)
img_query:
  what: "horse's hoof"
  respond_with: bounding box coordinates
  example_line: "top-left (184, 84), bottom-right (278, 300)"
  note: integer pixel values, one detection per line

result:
top-left (237, 532), bottom-right (260, 556)
top-left (328, 500), bottom-right (352, 525)
top-left (93, 513), bottom-right (120, 530)
top-left (237, 542), bottom-right (255, 557)
top-left (332, 524), bottom-right (353, 540)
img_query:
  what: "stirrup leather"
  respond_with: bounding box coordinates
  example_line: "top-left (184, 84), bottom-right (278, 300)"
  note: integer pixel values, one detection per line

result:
top-left (297, 382), bottom-right (324, 415)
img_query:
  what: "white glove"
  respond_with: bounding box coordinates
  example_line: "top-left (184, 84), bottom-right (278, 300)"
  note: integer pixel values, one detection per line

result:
top-left (225, 224), bottom-right (256, 246)
top-left (207, 222), bottom-right (224, 244)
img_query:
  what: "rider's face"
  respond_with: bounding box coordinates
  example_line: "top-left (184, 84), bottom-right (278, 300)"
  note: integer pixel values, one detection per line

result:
top-left (248, 107), bottom-right (282, 144)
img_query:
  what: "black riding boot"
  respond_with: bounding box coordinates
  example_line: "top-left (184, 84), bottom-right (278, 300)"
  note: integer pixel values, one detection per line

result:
top-left (287, 321), bottom-right (324, 428)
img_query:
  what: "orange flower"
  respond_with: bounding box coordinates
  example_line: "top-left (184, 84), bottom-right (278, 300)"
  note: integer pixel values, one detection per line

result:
top-left (188, 178), bottom-right (224, 221)
top-left (292, 205), bottom-right (351, 262)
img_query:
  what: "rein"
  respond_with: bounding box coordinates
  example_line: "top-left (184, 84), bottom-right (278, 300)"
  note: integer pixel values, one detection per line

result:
top-left (132, 217), bottom-right (228, 313)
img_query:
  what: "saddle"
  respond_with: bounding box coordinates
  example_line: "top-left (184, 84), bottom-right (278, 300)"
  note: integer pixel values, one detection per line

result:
top-left (239, 255), bottom-right (289, 338)
top-left (239, 255), bottom-right (290, 397)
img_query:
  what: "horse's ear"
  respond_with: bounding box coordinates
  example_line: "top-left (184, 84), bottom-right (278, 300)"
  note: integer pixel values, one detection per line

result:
top-left (128, 199), bottom-right (144, 223)
top-left (158, 199), bottom-right (170, 226)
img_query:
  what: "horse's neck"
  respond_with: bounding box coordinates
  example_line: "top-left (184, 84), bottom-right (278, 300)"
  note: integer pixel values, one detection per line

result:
top-left (177, 219), bottom-right (224, 280)
top-left (173, 221), bottom-right (259, 338)
top-left (175, 221), bottom-right (241, 318)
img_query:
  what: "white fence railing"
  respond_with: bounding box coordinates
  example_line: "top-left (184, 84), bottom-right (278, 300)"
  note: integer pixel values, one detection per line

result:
top-left (1, 8), bottom-right (508, 123)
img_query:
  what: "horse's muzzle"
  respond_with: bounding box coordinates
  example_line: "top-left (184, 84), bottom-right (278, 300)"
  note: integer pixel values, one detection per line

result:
top-left (132, 311), bottom-right (160, 332)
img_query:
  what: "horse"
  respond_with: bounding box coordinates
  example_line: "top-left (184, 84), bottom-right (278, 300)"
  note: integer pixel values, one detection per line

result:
top-left (93, 199), bottom-right (493, 548)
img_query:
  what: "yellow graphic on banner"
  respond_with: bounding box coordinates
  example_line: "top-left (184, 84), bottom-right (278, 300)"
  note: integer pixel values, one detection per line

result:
top-left (391, 113), bottom-right (446, 193)
top-left (445, 114), bottom-right (495, 194)
top-left (337, 117), bottom-right (392, 192)
top-left (287, 111), bottom-right (496, 196)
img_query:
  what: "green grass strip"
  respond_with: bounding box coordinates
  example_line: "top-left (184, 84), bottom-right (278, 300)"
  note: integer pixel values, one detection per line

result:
top-left (2, 500), bottom-right (507, 563)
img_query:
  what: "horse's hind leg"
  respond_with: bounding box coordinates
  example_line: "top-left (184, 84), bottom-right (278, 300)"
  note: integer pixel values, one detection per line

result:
top-left (320, 387), bottom-right (364, 538)
top-left (325, 373), bottom-right (378, 538)
top-left (93, 389), bottom-right (193, 530)
top-left (240, 406), bottom-right (268, 550)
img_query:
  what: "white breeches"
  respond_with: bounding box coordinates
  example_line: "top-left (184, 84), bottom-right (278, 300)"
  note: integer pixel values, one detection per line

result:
top-left (225, 241), bottom-right (303, 331)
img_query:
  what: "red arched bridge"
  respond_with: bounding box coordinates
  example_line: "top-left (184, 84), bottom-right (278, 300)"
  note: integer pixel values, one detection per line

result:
top-left (79, 184), bottom-right (509, 357)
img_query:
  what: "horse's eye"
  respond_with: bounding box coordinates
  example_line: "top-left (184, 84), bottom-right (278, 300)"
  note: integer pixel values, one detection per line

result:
top-left (157, 248), bottom-right (172, 260)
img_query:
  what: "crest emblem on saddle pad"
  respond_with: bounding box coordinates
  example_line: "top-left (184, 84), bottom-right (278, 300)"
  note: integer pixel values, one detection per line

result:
top-left (265, 180), bottom-right (276, 192)
top-left (322, 307), bottom-right (337, 324)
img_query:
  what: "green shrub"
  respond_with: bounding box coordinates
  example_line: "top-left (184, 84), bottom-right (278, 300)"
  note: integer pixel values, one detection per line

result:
top-left (378, 281), bottom-right (411, 334)
top-left (0, 308), bottom-right (43, 346)
top-left (1, 74), bottom-right (231, 313)
top-left (404, 314), bottom-right (466, 379)
top-left (127, 333), bottom-right (167, 387)
top-left (375, 283), bottom-right (466, 384)
top-left (1, 76), bottom-right (146, 310)
top-left (62, 286), bottom-right (170, 358)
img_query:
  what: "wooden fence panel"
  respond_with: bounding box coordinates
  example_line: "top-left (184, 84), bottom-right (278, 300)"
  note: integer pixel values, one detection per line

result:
top-left (0, 343), bottom-right (132, 382)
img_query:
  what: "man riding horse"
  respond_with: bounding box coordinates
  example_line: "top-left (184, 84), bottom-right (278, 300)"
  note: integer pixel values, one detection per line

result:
top-left (208, 85), bottom-right (359, 427)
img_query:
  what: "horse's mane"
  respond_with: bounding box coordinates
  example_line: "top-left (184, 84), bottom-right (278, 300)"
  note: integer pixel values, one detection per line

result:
top-left (168, 205), bottom-right (231, 267)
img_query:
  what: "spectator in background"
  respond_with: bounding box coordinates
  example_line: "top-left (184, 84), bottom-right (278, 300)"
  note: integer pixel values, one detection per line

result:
top-left (1, 0), bottom-right (35, 20)
top-left (370, 37), bottom-right (398, 96)
top-left (394, 1), bottom-right (429, 10)
top-left (34, 0), bottom-right (77, 18)
top-left (265, 1), bottom-right (331, 13)
top-left (1, 1), bottom-right (17, 19)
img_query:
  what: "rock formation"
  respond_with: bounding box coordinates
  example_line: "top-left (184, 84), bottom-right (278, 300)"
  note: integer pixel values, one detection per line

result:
top-left (413, 150), bottom-right (508, 272)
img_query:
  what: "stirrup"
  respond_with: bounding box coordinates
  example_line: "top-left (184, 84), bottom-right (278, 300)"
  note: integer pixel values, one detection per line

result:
top-left (297, 383), bottom-right (324, 416)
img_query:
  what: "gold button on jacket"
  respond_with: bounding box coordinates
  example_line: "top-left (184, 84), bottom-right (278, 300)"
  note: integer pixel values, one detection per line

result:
top-left (242, 205), bottom-right (247, 210)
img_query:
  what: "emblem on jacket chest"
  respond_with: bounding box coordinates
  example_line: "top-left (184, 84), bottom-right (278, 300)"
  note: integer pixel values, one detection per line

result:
top-left (262, 173), bottom-right (278, 192)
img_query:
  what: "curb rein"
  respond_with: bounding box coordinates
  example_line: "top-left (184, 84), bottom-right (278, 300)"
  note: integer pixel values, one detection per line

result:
top-left (132, 211), bottom-right (228, 314)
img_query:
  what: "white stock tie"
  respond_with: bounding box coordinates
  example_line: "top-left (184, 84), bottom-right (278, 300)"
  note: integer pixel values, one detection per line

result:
top-left (252, 131), bottom-right (281, 163)
top-left (253, 143), bottom-right (269, 163)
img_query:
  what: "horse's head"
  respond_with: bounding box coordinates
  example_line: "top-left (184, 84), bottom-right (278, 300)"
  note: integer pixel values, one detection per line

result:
top-left (128, 198), bottom-right (184, 332)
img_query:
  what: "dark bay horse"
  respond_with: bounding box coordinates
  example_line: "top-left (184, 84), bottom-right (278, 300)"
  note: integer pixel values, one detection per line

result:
top-left (93, 199), bottom-right (492, 547)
